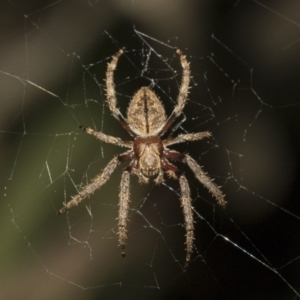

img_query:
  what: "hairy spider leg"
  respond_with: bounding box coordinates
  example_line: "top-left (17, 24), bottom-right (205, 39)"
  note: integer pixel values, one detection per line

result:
top-left (163, 148), bottom-right (226, 207)
top-left (184, 154), bottom-right (226, 207)
top-left (179, 174), bottom-right (194, 267)
top-left (118, 170), bottom-right (131, 257)
top-left (174, 48), bottom-right (191, 117)
top-left (159, 149), bottom-right (195, 265)
top-left (157, 48), bottom-right (191, 137)
top-left (79, 126), bottom-right (133, 148)
top-left (58, 150), bottom-right (133, 214)
top-left (163, 131), bottom-right (212, 147)
top-left (105, 48), bottom-right (124, 120)
top-left (162, 148), bottom-right (226, 265)
top-left (106, 48), bottom-right (137, 137)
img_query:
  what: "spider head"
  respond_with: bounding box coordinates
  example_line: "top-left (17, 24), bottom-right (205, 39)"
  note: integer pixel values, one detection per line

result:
top-left (139, 151), bottom-right (160, 177)
top-left (134, 137), bottom-right (163, 178)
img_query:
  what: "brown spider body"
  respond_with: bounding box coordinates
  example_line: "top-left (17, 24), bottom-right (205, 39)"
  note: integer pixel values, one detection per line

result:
top-left (59, 48), bottom-right (226, 266)
top-left (133, 136), bottom-right (163, 178)
top-left (127, 87), bottom-right (167, 136)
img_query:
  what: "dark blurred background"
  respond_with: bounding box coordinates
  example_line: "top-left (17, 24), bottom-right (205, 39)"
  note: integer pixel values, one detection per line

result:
top-left (0, 1), bottom-right (300, 299)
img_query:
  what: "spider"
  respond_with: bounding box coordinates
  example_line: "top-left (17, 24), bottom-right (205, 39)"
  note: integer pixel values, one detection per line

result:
top-left (59, 48), bottom-right (226, 266)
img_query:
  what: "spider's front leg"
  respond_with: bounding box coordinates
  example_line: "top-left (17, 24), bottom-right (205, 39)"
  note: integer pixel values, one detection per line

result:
top-left (58, 150), bottom-right (133, 214)
top-left (164, 149), bottom-right (226, 206)
top-left (179, 174), bottom-right (194, 267)
top-left (118, 170), bottom-right (131, 257)
top-left (160, 153), bottom-right (193, 265)
top-left (58, 156), bottom-right (120, 214)
top-left (184, 154), bottom-right (226, 207)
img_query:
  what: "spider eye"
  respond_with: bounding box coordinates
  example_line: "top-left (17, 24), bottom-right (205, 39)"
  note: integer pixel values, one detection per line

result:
top-left (141, 167), bottom-right (159, 178)
top-left (140, 154), bottom-right (160, 177)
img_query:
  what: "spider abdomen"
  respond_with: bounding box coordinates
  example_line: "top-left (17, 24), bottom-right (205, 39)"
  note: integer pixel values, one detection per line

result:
top-left (127, 87), bottom-right (167, 136)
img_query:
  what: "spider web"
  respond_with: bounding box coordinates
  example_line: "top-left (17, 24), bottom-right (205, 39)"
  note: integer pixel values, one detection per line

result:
top-left (1, 1), bottom-right (300, 299)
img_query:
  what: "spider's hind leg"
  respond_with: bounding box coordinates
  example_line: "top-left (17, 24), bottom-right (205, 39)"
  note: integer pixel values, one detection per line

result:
top-left (105, 49), bottom-right (137, 138)
top-left (106, 48), bottom-right (124, 120)
top-left (173, 48), bottom-right (191, 118)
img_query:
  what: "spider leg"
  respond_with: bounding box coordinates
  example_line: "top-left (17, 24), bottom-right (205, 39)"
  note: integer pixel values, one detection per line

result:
top-left (106, 48), bottom-right (124, 120)
top-left (173, 48), bottom-right (191, 117)
top-left (106, 49), bottom-right (136, 137)
top-left (161, 154), bottom-right (194, 265)
top-left (179, 174), bottom-right (194, 267)
top-left (118, 170), bottom-right (131, 257)
top-left (163, 131), bottom-right (211, 147)
top-left (184, 154), bottom-right (226, 206)
top-left (80, 126), bottom-right (132, 148)
top-left (157, 49), bottom-right (191, 137)
top-left (58, 151), bottom-right (133, 214)
top-left (157, 113), bottom-right (178, 137)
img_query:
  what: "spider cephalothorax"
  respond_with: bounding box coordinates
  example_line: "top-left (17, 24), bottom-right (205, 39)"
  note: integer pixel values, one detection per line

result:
top-left (135, 136), bottom-right (163, 178)
top-left (59, 48), bottom-right (226, 266)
